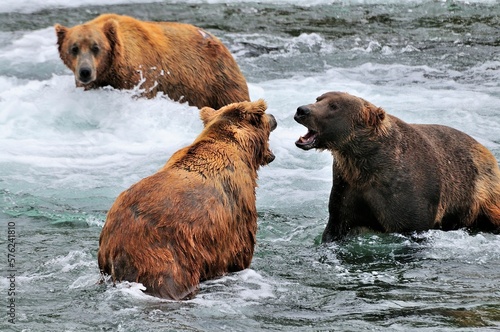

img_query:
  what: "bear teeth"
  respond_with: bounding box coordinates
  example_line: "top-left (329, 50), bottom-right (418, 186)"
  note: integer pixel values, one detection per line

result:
top-left (302, 130), bottom-right (317, 143)
top-left (296, 130), bottom-right (318, 149)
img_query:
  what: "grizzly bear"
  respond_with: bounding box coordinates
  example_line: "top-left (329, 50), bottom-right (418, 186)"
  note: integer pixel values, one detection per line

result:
top-left (54, 14), bottom-right (249, 109)
top-left (294, 91), bottom-right (500, 242)
top-left (98, 99), bottom-right (276, 300)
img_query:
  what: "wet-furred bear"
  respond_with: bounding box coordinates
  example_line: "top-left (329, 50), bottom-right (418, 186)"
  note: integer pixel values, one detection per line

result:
top-left (98, 99), bottom-right (276, 299)
top-left (55, 14), bottom-right (249, 108)
top-left (294, 91), bottom-right (500, 241)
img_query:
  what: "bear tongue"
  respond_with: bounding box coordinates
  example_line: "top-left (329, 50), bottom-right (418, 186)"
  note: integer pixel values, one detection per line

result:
top-left (296, 130), bottom-right (318, 146)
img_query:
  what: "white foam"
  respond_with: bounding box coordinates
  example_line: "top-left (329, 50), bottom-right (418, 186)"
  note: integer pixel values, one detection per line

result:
top-left (9, 250), bottom-right (98, 287)
top-left (113, 281), bottom-right (149, 299)
top-left (96, 268), bottom-right (277, 306)
top-left (69, 274), bottom-right (101, 289)
top-left (0, 0), bottom-right (165, 14)
top-left (284, 33), bottom-right (335, 55)
top-left (3, 0), bottom-right (498, 14)
top-left (0, 71), bottom-right (202, 191)
top-left (86, 215), bottom-right (105, 228)
top-left (236, 269), bottom-right (275, 300)
top-left (420, 230), bottom-right (500, 264)
top-left (0, 27), bottom-right (59, 64)
top-left (43, 250), bottom-right (96, 273)
top-left (192, 269), bottom-right (276, 306)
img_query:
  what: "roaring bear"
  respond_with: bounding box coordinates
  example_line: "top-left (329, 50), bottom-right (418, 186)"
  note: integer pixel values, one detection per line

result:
top-left (294, 91), bottom-right (500, 241)
top-left (98, 99), bottom-right (277, 300)
top-left (54, 14), bottom-right (249, 109)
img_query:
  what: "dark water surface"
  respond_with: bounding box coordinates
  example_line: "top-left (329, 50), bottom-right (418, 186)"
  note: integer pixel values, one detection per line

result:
top-left (1, 1), bottom-right (499, 331)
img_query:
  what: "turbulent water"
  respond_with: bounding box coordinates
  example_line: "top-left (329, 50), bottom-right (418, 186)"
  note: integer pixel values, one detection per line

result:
top-left (1, 0), bottom-right (499, 331)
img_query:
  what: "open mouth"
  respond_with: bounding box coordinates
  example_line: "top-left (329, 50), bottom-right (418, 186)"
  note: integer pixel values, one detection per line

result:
top-left (295, 129), bottom-right (318, 150)
top-left (264, 113), bottom-right (277, 164)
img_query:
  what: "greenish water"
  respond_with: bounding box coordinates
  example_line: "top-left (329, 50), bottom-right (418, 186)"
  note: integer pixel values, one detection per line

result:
top-left (1, 1), bottom-right (499, 331)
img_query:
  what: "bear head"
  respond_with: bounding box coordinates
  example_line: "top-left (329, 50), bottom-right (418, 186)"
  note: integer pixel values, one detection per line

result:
top-left (55, 20), bottom-right (120, 86)
top-left (200, 99), bottom-right (277, 166)
top-left (294, 91), bottom-right (387, 151)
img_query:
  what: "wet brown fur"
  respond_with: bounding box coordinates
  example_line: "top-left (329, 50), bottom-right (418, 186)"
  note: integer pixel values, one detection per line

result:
top-left (294, 91), bottom-right (500, 241)
top-left (98, 100), bottom-right (276, 299)
top-left (55, 14), bottom-right (249, 108)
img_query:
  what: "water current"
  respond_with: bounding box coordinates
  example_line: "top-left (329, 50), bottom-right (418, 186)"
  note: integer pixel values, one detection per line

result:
top-left (0, 0), bottom-right (499, 331)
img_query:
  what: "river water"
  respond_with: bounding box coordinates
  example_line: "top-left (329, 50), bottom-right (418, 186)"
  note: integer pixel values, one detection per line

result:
top-left (0, 0), bottom-right (499, 331)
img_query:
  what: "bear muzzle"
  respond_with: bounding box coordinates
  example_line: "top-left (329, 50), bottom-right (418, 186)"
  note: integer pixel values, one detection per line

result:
top-left (78, 67), bottom-right (93, 83)
top-left (264, 113), bottom-right (277, 164)
top-left (294, 105), bottom-right (319, 150)
top-left (294, 105), bottom-right (311, 123)
top-left (267, 114), bottom-right (277, 132)
top-left (76, 55), bottom-right (96, 84)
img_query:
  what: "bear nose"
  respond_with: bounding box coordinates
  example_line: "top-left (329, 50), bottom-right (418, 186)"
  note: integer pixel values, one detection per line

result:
top-left (266, 114), bottom-right (277, 131)
top-left (79, 67), bottom-right (92, 81)
top-left (294, 105), bottom-right (311, 121)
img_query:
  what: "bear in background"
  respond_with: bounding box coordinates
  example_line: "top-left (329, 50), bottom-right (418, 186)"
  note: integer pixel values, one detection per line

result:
top-left (294, 91), bottom-right (500, 241)
top-left (55, 14), bottom-right (249, 109)
top-left (98, 99), bottom-right (276, 300)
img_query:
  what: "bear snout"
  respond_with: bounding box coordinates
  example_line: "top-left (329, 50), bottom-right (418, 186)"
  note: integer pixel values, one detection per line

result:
top-left (78, 66), bottom-right (94, 84)
top-left (294, 105), bottom-right (311, 123)
top-left (267, 114), bottom-right (277, 132)
top-left (265, 150), bottom-right (276, 164)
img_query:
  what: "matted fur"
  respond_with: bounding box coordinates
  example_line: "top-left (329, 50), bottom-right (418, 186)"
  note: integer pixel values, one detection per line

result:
top-left (55, 13), bottom-right (249, 108)
top-left (98, 100), bottom-right (276, 300)
top-left (294, 91), bottom-right (500, 241)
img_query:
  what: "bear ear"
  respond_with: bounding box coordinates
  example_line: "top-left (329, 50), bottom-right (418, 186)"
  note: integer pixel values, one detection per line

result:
top-left (103, 19), bottom-right (121, 52)
top-left (362, 101), bottom-right (386, 127)
top-left (237, 99), bottom-right (269, 129)
top-left (245, 99), bottom-right (267, 115)
top-left (54, 24), bottom-right (68, 48)
top-left (232, 99), bottom-right (267, 117)
top-left (200, 106), bottom-right (217, 126)
top-left (236, 99), bottom-right (267, 123)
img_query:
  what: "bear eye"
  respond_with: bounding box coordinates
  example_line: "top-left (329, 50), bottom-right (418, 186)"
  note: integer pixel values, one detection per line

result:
top-left (91, 44), bottom-right (100, 54)
top-left (70, 45), bottom-right (79, 56)
top-left (329, 103), bottom-right (338, 110)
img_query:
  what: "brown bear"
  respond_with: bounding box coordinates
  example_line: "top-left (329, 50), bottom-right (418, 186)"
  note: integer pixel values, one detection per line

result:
top-left (294, 91), bottom-right (500, 242)
top-left (54, 14), bottom-right (249, 109)
top-left (98, 99), bottom-right (277, 300)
